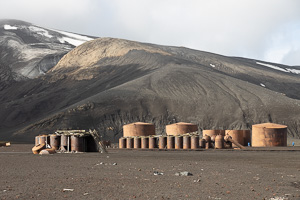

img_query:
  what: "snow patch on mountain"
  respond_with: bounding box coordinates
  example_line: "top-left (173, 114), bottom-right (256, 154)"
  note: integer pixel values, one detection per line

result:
top-left (49, 28), bottom-right (94, 46)
top-left (28, 26), bottom-right (53, 38)
top-left (256, 62), bottom-right (300, 75)
top-left (4, 24), bottom-right (18, 30)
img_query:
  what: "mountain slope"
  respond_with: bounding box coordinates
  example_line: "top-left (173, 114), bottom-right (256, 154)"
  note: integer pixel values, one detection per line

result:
top-left (1, 34), bottom-right (300, 142)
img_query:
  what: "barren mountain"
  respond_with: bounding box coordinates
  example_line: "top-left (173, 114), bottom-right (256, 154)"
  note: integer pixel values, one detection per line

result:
top-left (1, 22), bottom-right (300, 142)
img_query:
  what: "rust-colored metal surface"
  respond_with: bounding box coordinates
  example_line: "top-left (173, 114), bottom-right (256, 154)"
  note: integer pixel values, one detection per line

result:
top-left (224, 135), bottom-right (245, 149)
top-left (71, 135), bottom-right (85, 152)
top-left (123, 122), bottom-right (155, 137)
top-left (126, 137), bottom-right (134, 149)
top-left (119, 137), bottom-right (126, 149)
top-left (167, 136), bottom-right (175, 149)
top-left (191, 135), bottom-right (199, 150)
top-left (252, 123), bottom-right (287, 147)
top-left (39, 135), bottom-right (47, 145)
top-left (183, 135), bottom-right (191, 150)
top-left (159, 136), bottom-right (167, 149)
top-left (39, 148), bottom-right (56, 155)
top-left (141, 137), bottom-right (149, 149)
top-left (215, 135), bottom-right (224, 149)
top-left (225, 130), bottom-right (244, 148)
top-left (203, 135), bottom-right (211, 149)
top-left (32, 143), bottom-right (45, 154)
top-left (35, 136), bottom-right (39, 146)
top-left (199, 139), bottom-right (205, 148)
top-left (175, 136), bottom-right (183, 149)
top-left (60, 135), bottom-right (68, 147)
top-left (166, 122), bottom-right (198, 136)
top-left (50, 134), bottom-right (60, 150)
top-left (203, 130), bottom-right (225, 137)
top-left (149, 137), bottom-right (157, 149)
top-left (242, 130), bottom-right (251, 146)
top-left (133, 137), bottom-right (141, 149)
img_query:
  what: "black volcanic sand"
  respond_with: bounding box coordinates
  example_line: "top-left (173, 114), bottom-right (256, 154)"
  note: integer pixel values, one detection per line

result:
top-left (1, 145), bottom-right (300, 200)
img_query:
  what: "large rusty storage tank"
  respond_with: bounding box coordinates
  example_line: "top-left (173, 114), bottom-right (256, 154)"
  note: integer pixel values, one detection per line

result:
top-left (252, 123), bottom-right (287, 147)
top-left (225, 130), bottom-right (244, 148)
top-left (123, 122), bottom-right (155, 137)
top-left (166, 122), bottom-right (198, 136)
top-left (50, 134), bottom-right (60, 150)
top-left (71, 135), bottom-right (85, 152)
top-left (203, 130), bottom-right (225, 137)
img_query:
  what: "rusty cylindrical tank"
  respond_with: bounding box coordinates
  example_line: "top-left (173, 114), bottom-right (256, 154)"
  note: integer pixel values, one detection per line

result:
top-left (225, 130), bottom-right (244, 148)
top-left (166, 122), bottom-right (198, 136)
top-left (252, 123), bottom-right (287, 147)
top-left (50, 134), bottom-right (60, 150)
top-left (71, 135), bottom-right (85, 152)
top-left (242, 130), bottom-right (251, 146)
top-left (133, 137), bottom-right (141, 149)
top-left (149, 137), bottom-right (157, 149)
top-left (175, 136), bottom-right (183, 149)
top-left (167, 136), bottom-right (175, 149)
top-left (158, 136), bottom-right (167, 149)
top-left (191, 135), bottom-right (199, 150)
top-left (203, 130), bottom-right (225, 138)
top-left (39, 135), bottom-right (47, 145)
top-left (215, 135), bottom-right (224, 149)
top-left (199, 138), bottom-right (205, 148)
top-left (119, 137), bottom-right (126, 149)
top-left (183, 135), bottom-right (191, 150)
top-left (126, 137), bottom-right (134, 149)
top-left (61, 135), bottom-right (68, 148)
top-left (35, 136), bottom-right (40, 146)
top-left (141, 137), bottom-right (149, 149)
top-left (123, 122), bottom-right (155, 137)
top-left (203, 135), bottom-right (211, 149)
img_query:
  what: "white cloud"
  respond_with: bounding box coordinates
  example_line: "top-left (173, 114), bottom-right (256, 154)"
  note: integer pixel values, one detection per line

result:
top-left (0, 0), bottom-right (300, 65)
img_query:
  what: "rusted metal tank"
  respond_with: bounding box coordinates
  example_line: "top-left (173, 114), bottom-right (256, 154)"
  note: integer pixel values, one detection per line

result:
top-left (203, 135), bottom-right (211, 149)
top-left (191, 135), bottom-right (199, 149)
top-left (158, 136), bottom-right (167, 149)
top-left (119, 137), bottom-right (126, 149)
top-left (126, 137), bottom-right (134, 149)
top-left (166, 122), bottom-right (198, 135)
top-left (50, 134), bottom-right (60, 150)
top-left (141, 137), bottom-right (149, 149)
top-left (60, 134), bottom-right (69, 151)
top-left (252, 123), bottom-right (287, 147)
top-left (183, 135), bottom-right (191, 149)
top-left (203, 130), bottom-right (225, 137)
top-left (175, 136), bottom-right (183, 149)
top-left (134, 137), bottom-right (141, 149)
top-left (225, 130), bottom-right (244, 148)
top-left (199, 139), bottom-right (205, 148)
top-left (71, 135), bottom-right (85, 152)
top-left (167, 136), bottom-right (175, 149)
top-left (242, 130), bottom-right (251, 146)
top-left (215, 135), bottom-right (224, 149)
top-left (149, 137), bottom-right (157, 149)
top-left (32, 143), bottom-right (45, 154)
top-left (123, 122), bottom-right (155, 137)
top-left (35, 136), bottom-right (40, 146)
top-left (39, 135), bottom-right (47, 145)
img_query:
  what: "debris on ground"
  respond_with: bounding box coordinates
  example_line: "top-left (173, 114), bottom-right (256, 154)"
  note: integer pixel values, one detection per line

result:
top-left (153, 171), bottom-right (164, 176)
top-left (175, 171), bottom-right (193, 176)
top-left (62, 189), bottom-right (74, 192)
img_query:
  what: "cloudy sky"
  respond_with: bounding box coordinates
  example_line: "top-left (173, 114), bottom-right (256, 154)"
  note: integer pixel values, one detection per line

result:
top-left (1, 0), bottom-right (299, 66)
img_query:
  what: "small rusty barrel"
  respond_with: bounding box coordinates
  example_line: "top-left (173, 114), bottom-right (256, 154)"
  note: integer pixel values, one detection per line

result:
top-left (141, 137), bottom-right (149, 149)
top-left (191, 135), bottom-right (199, 150)
top-left (50, 134), bottom-right (60, 150)
top-left (199, 139), bottom-right (205, 148)
top-left (167, 136), bottom-right (175, 149)
top-left (215, 135), bottom-right (224, 149)
top-left (149, 137), bottom-right (156, 149)
top-left (61, 134), bottom-right (68, 147)
top-left (39, 135), bottom-right (47, 145)
top-left (126, 137), bottom-right (134, 149)
top-left (183, 135), bottom-right (191, 149)
top-left (203, 135), bottom-right (211, 149)
top-left (134, 137), bottom-right (141, 149)
top-left (175, 136), bottom-right (183, 149)
top-left (35, 136), bottom-right (40, 146)
top-left (159, 136), bottom-right (167, 149)
top-left (119, 137), bottom-right (126, 149)
top-left (71, 135), bottom-right (85, 152)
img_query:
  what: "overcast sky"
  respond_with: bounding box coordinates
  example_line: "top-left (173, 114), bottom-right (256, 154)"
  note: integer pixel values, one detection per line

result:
top-left (1, 0), bottom-right (300, 66)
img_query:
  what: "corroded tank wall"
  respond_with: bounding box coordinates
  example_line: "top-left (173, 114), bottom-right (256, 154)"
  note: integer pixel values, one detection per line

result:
top-left (203, 130), bottom-right (225, 137)
top-left (191, 135), bottom-right (199, 150)
top-left (50, 134), bottom-right (60, 150)
top-left (166, 122), bottom-right (198, 136)
top-left (242, 130), bottom-right (251, 146)
top-left (215, 135), bottom-right (224, 149)
top-left (159, 136), bottom-right (167, 149)
top-left (134, 137), bottom-right (141, 149)
top-left (225, 130), bottom-right (244, 148)
top-left (123, 122), bottom-right (155, 137)
top-left (71, 135), bottom-right (85, 152)
top-left (252, 123), bottom-right (287, 147)
top-left (119, 137), bottom-right (126, 149)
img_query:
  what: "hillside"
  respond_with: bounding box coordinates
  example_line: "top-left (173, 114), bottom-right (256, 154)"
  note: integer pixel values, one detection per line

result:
top-left (1, 24), bottom-right (300, 142)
